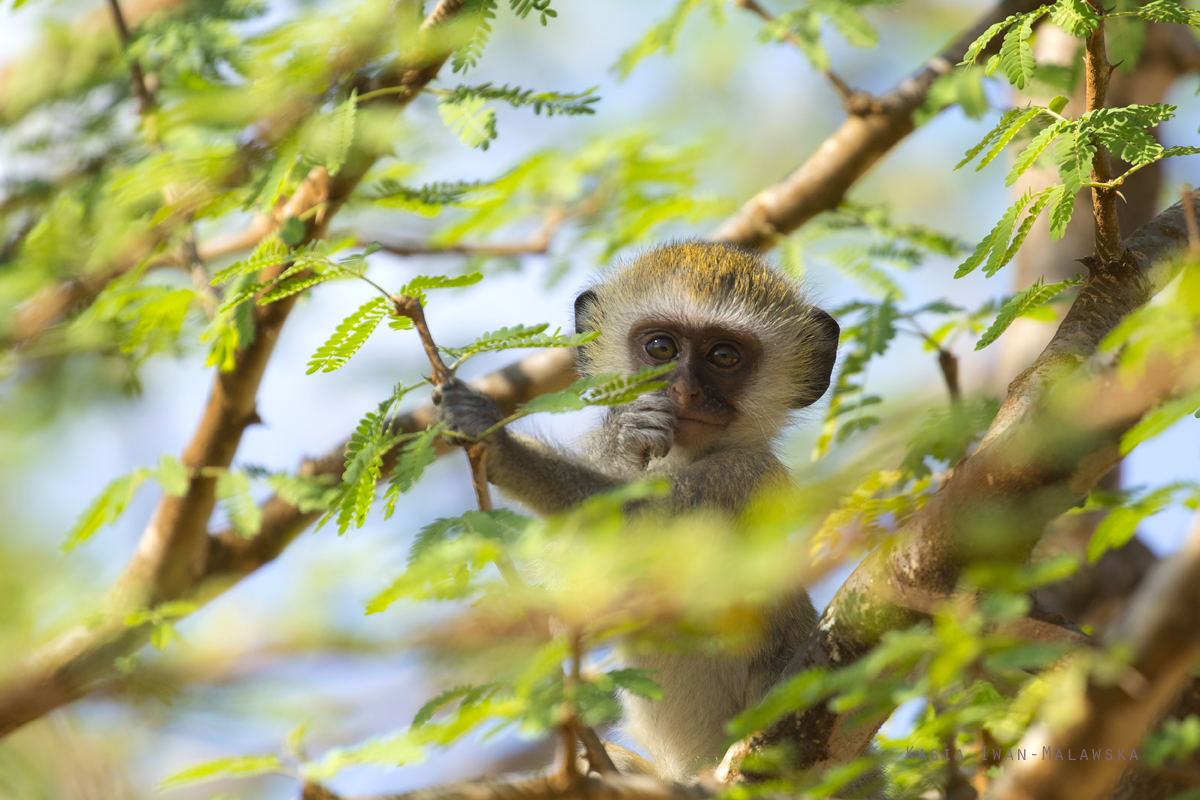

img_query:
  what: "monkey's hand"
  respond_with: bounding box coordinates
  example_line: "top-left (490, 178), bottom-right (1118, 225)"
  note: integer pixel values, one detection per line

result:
top-left (433, 378), bottom-right (505, 443)
top-left (611, 392), bottom-right (674, 468)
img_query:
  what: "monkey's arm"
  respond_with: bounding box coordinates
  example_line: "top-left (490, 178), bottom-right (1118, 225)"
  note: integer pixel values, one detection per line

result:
top-left (434, 379), bottom-right (626, 516)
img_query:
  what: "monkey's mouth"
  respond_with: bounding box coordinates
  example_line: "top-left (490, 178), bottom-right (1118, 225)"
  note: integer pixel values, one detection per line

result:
top-left (674, 416), bottom-right (727, 447)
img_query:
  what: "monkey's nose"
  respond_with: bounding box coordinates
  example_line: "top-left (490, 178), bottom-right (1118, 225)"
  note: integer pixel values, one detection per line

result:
top-left (669, 378), bottom-right (701, 398)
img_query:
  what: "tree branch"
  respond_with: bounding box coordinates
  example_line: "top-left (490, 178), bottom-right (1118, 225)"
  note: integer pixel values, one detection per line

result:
top-left (988, 514), bottom-right (1200, 800)
top-left (301, 773), bottom-right (717, 800)
top-left (711, 0), bottom-right (1044, 250)
top-left (714, 190), bottom-right (1200, 781)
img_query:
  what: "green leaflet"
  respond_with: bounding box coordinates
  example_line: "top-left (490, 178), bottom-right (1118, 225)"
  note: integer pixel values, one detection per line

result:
top-left (440, 324), bottom-right (598, 359)
top-left (761, 9), bottom-right (828, 70)
top-left (325, 90), bottom-right (357, 176)
top-left (613, 0), bottom-right (722, 79)
top-left (63, 468), bottom-right (153, 551)
top-left (1048, 184), bottom-right (1074, 241)
top-left (1007, 119), bottom-right (1069, 186)
top-left (975, 276), bottom-right (1082, 350)
top-left (158, 755), bottom-right (284, 790)
top-left (382, 424), bottom-right (443, 518)
top-left (1138, 0), bottom-right (1198, 23)
top-left (998, 12), bottom-right (1038, 90)
top-left (1085, 483), bottom-right (1196, 562)
top-left (407, 508), bottom-right (529, 565)
top-left (1120, 390), bottom-right (1200, 456)
top-left (452, 0), bottom-right (498, 73)
top-left (959, 12), bottom-right (1022, 66)
top-left (439, 95), bottom-right (497, 150)
top-left (216, 468), bottom-right (262, 538)
top-left (994, 187), bottom-right (1056, 273)
top-left (396, 272), bottom-right (484, 305)
top-left (444, 83), bottom-right (599, 117)
top-left (955, 108), bottom-right (1023, 170)
top-left (306, 296), bottom-right (392, 374)
top-left (1049, 0), bottom-right (1098, 37)
top-left (1054, 122), bottom-right (1096, 195)
top-left (978, 108), bottom-right (1041, 170)
top-left (956, 188), bottom-right (1048, 279)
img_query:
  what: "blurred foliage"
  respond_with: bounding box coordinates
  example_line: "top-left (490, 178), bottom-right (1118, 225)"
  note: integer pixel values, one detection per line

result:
top-left (2, 0), bottom-right (1200, 797)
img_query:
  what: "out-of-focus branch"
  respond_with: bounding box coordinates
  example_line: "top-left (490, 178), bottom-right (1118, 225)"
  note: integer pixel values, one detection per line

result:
top-left (714, 191), bottom-right (1200, 781)
top-left (302, 773), bottom-right (717, 800)
top-left (104, 0), bottom-right (154, 112)
top-left (0, 0), bottom-right (465, 741)
top-left (733, 0), bottom-right (859, 105)
top-left (370, 208), bottom-right (567, 258)
top-left (711, 0), bottom-right (1044, 250)
top-left (987, 515), bottom-right (1200, 800)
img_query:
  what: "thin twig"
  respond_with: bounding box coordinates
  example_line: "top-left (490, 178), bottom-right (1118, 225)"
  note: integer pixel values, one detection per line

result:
top-left (371, 207), bottom-right (568, 259)
top-left (1083, 0), bottom-right (1121, 264)
top-left (388, 293), bottom-right (617, 776)
top-left (104, 0), bottom-right (154, 113)
top-left (733, 0), bottom-right (863, 107)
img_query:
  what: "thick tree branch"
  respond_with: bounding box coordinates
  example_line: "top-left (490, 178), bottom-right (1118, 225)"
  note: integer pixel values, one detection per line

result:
top-left (711, 0), bottom-right (1044, 250)
top-left (0, 0), bottom-right (465, 740)
top-left (714, 191), bottom-right (1200, 781)
top-left (987, 514), bottom-right (1200, 800)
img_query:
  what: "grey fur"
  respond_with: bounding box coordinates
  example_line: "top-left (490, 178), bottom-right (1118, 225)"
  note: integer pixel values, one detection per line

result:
top-left (434, 243), bottom-right (837, 783)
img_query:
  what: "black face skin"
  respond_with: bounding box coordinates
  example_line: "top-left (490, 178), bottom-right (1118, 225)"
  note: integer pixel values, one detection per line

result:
top-left (628, 320), bottom-right (761, 450)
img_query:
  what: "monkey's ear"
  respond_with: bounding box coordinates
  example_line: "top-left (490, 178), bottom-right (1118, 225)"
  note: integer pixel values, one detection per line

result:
top-left (793, 308), bottom-right (840, 409)
top-left (574, 288), bottom-right (599, 333)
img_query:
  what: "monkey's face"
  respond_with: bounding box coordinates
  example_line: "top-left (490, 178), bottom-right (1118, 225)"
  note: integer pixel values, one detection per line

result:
top-left (628, 320), bottom-right (760, 450)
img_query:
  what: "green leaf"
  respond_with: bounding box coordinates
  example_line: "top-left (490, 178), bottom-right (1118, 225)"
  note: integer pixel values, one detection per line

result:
top-left (441, 324), bottom-right (599, 359)
top-left (64, 468), bottom-right (153, 551)
top-left (959, 13), bottom-right (1022, 66)
top-left (995, 187), bottom-right (1056, 272)
top-left (307, 296), bottom-right (392, 374)
top-left (956, 108), bottom-right (1023, 170)
top-left (395, 273), bottom-right (485, 306)
top-left (452, 0), bottom-right (498, 73)
top-left (1055, 122), bottom-right (1097, 195)
top-left (613, 0), bottom-right (720, 79)
top-left (1049, 0), bottom-right (1098, 37)
top-left (382, 424), bottom-right (442, 518)
top-left (303, 732), bottom-right (426, 781)
top-left (256, 272), bottom-right (339, 305)
top-left (279, 216), bottom-right (306, 246)
top-left (153, 454), bottom-right (191, 497)
top-left (216, 469), bottom-right (262, 538)
top-left (444, 83), bottom-right (599, 117)
top-left (975, 276), bottom-right (1082, 350)
top-left (325, 90), bottom-right (357, 177)
top-left (1121, 390), bottom-right (1200, 455)
top-left (1086, 485), bottom-right (1181, 562)
top-left (978, 107), bottom-right (1040, 170)
top-left (158, 755), bottom-right (284, 790)
top-left (1048, 184), bottom-right (1075, 241)
top-left (439, 95), bottom-right (497, 150)
top-left (412, 685), bottom-right (480, 726)
top-left (1048, 95), bottom-right (1069, 115)
top-left (760, 9), bottom-right (827, 70)
top-left (604, 668), bottom-right (664, 700)
top-left (998, 12), bottom-right (1039, 89)
top-left (1007, 119), bottom-right (1069, 186)
top-left (1138, 0), bottom-right (1196, 24)
top-left (816, 0), bottom-right (877, 48)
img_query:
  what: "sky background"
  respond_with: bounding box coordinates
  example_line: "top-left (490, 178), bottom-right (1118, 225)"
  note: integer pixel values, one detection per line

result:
top-left (1, 0), bottom-right (1199, 797)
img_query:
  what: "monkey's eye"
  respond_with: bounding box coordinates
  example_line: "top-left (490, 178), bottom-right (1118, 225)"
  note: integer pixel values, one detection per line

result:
top-left (707, 344), bottom-right (741, 368)
top-left (644, 336), bottom-right (678, 361)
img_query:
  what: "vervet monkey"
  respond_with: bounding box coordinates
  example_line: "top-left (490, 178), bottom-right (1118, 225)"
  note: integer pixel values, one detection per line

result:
top-left (434, 241), bottom-right (840, 781)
